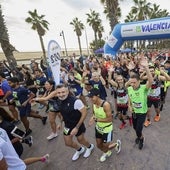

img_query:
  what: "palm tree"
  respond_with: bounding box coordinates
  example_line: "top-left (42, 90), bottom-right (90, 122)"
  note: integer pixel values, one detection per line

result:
top-left (86, 9), bottom-right (101, 49)
top-left (130, 0), bottom-right (152, 49)
top-left (97, 25), bottom-right (104, 48)
top-left (100, 0), bottom-right (122, 32)
top-left (149, 3), bottom-right (169, 19)
top-left (25, 9), bottom-right (49, 60)
top-left (148, 3), bottom-right (169, 49)
top-left (0, 5), bottom-right (17, 70)
top-left (70, 17), bottom-right (84, 56)
top-left (131, 0), bottom-right (152, 21)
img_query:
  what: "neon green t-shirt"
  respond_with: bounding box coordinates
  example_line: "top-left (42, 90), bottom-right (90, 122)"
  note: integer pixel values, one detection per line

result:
top-left (128, 85), bottom-right (149, 114)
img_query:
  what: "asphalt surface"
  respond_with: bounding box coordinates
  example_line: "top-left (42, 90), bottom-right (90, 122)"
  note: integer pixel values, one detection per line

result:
top-left (19, 88), bottom-right (170, 170)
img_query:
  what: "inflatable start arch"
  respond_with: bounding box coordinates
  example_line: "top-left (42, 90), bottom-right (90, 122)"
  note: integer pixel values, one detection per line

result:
top-left (104, 17), bottom-right (170, 56)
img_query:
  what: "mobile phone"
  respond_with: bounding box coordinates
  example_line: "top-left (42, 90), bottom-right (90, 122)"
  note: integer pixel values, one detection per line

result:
top-left (11, 126), bottom-right (25, 139)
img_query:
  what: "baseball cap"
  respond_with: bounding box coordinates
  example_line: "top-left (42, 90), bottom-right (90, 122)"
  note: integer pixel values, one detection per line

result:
top-left (88, 88), bottom-right (100, 97)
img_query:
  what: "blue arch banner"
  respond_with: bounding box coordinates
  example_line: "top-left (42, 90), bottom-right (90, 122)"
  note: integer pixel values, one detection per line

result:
top-left (104, 17), bottom-right (170, 56)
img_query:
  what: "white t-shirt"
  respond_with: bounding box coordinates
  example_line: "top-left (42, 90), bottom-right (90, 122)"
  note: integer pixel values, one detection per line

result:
top-left (0, 128), bottom-right (26, 170)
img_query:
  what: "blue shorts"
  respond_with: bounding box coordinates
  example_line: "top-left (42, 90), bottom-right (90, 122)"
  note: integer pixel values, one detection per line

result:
top-left (18, 104), bottom-right (31, 117)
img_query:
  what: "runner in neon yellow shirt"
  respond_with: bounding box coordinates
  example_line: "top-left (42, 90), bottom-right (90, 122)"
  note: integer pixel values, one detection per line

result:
top-left (88, 88), bottom-right (121, 162)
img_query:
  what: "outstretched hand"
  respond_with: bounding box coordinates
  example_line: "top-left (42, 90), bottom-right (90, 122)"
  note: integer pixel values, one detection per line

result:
top-left (139, 56), bottom-right (149, 68)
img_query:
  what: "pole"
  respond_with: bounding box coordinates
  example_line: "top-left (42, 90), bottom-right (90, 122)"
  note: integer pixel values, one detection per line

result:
top-left (61, 30), bottom-right (68, 57)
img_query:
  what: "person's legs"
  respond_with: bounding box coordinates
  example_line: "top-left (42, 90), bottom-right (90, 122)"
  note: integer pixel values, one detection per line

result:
top-left (20, 116), bottom-right (30, 131)
top-left (136, 114), bottom-right (146, 138)
top-left (29, 110), bottom-right (47, 125)
top-left (46, 112), bottom-right (58, 140)
top-left (8, 104), bottom-right (19, 120)
top-left (77, 133), bottom-right (94, 158)
top-left (77, 133), bottom-right (91, 148)
top-left (144, 106), bottom-right (152, 127)
top-left (135, 114), bottom-right (146, 149)
top-left (48, 111), bottom-right (57, 133)
top-left (64, 135), bottom-right (80, 150)
top-left (154, 100), bottom-right (161, 122)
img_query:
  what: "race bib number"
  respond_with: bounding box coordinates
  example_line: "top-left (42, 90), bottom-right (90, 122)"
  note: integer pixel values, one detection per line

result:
top-left (63, 127), bottom-right (70, 135)
top-left (132, 102), bottom-right (142, 108)
top-left (96, 124), bottom-right (104, 134)
top-left (15, 100), bottom-right (21, 107)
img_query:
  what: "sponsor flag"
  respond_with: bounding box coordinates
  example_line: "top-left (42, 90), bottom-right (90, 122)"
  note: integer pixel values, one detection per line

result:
top-left (47, 40), bottom-right (61, 85)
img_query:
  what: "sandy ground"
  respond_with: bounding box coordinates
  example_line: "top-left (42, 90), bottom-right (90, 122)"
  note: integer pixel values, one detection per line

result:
top-left (18, 88), bottom-right (170, 170)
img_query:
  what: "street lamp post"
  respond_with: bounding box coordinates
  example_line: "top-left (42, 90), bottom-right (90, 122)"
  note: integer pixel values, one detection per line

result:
top-left (60, 30), bottom-right (68, 57)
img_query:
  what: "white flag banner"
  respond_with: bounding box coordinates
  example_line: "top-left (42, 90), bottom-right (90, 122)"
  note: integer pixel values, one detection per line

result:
top-left (47, 40), bottom-right (61, 85)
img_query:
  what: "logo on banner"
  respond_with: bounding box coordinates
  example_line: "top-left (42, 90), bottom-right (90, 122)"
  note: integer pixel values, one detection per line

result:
top-left (48, 40), bottom-right (61, 85)
top-left (107, 34), bottom-right (118, 48)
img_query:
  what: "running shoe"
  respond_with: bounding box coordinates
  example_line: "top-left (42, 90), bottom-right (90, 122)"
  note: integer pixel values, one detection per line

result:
top-left (24, 136), bottom-right (33, 147)
top-left (115, 139), bottom-right (121, 154)
top-left (144, 120), bottom-right (151, 127)
top-left (47, 132), bottom-right (58, 140)
top-left (25, 129), bottom-right (32, 137)
top-left (72, 147), bottom-right (85, 161)
top-left (41, 154), bottom-right (50, 163)
top-left (154, 115), bottom-right (160, 122)
top-left (119, 122), bottom-right (126, 129)
top-left (83, 144), bottom-right (94, 158)
top-left (135, 137), bottom-right (140, 144)
top-left (100, 150), bottom-right (112, 162)
top-left (138, 137), bottom-right (145, 150)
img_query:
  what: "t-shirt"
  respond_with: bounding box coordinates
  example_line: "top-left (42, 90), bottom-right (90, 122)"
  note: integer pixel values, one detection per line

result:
top-left (0, 128), bottom-right (26, 170)
top-left (12, 86), bottom-right (31, 107)
top-left (93, 102), bottom-right (113, 134)
top-left (128, 85), bottom-right (149, 114)
top-left (1, 79), bottom-right (11, 94)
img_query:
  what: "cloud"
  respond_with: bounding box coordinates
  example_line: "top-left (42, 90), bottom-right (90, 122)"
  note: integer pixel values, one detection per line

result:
top-left (62, 0), bottom-right (101, 10)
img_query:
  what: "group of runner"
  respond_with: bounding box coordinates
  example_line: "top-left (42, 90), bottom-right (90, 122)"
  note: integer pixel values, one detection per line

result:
top-left (0, 50), bottom-right (170, 169)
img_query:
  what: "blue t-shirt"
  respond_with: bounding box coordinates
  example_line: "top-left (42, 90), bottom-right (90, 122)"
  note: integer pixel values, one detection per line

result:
top-left (12, 86), bottom-right (31, 107)
top-left (1, 79), bottom-right (11, 94)
top-left (35, 76), bottom-right (47, 86)
top-left (89, 80), bottom-right (107, 100)
top-left (1, 79), bottom-right (13, 100)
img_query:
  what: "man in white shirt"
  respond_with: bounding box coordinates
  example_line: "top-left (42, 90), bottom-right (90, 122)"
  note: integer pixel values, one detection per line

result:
top-left (0, 128), bottom-right (26, 170)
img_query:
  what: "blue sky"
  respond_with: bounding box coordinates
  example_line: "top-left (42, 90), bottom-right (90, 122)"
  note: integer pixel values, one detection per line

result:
top-left (0, 0), bottom-right (169, 52)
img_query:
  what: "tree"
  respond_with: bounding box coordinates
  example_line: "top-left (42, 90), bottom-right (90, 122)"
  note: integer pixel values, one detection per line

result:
top-left (25, 9), bottom-right (49, 60)
top-left (86, 9), bottom-right (101, 49)
top-left (149, 3), bottom-right (169, 19)
top-left (0, 5), bottom-right (17, 69)
top-left (70, 17), bottom-right (84, 56)
top-left (131, 0), bottom-right (152, 21)
top-left (100, 0), bottom-right (122, 32)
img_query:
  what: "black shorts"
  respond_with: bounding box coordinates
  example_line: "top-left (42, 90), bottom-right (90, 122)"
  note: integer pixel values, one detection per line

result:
top-left (117, 106), bottom-right (128, 115)
top-left (95, 128), bottom-right (113, 143)
top-left (147, 98), bottom-right (160, 108)
top-left (63, 123), bottom-right (86, 137)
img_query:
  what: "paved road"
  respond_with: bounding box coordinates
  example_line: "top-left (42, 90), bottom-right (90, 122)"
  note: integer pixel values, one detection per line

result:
top-left (20, 89), bottom-right (170, 170)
